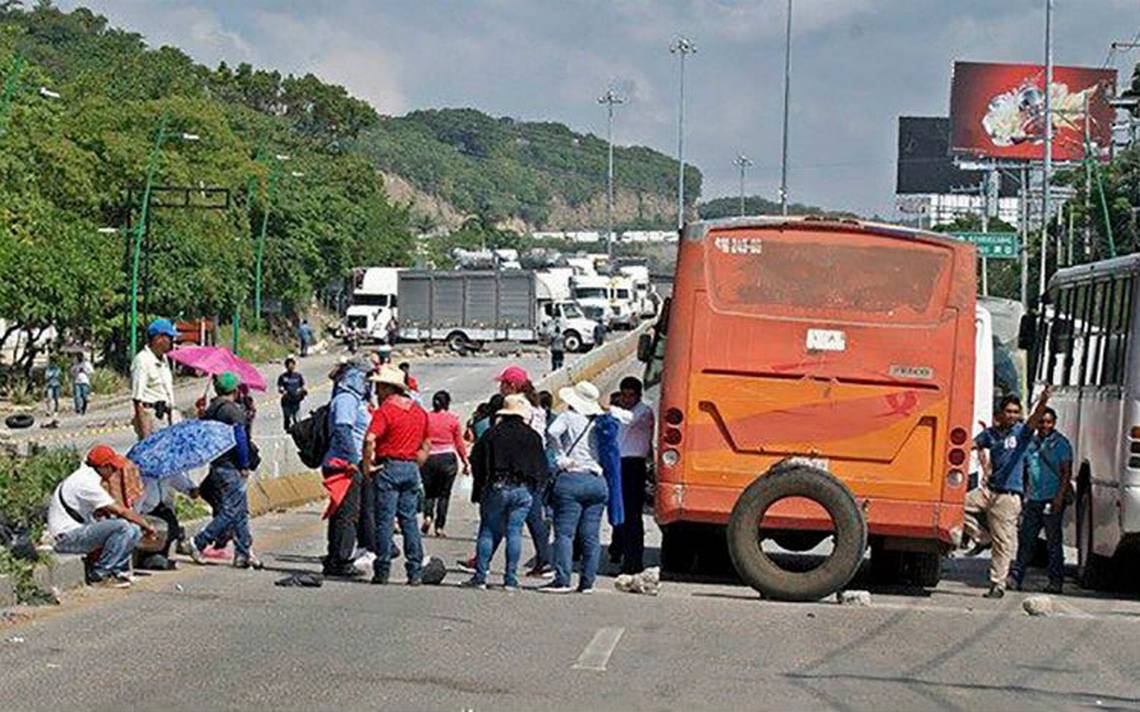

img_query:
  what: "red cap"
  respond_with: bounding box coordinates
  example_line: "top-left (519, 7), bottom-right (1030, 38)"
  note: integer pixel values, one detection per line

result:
top-left (86, 445), bottom-right (128, 470)
top-left (494, 365), bottom-right (529, 387)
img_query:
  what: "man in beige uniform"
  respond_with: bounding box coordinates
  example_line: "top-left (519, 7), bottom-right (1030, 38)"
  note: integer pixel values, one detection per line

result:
top-left (131, 318), bottom-right (177, 440)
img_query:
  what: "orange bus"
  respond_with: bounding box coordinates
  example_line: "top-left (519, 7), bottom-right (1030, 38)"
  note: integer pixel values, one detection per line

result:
top-left (639, 217), bottom-right (977, 600)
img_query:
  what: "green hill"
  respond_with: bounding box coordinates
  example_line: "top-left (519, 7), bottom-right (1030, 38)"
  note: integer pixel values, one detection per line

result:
top-left (357, 108), bottom-right (702, 229)
top-left (699, 194), bottom-right (859, 220)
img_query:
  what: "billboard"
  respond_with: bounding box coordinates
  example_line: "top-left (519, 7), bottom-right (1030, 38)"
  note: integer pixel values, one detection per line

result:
top-left (949, 62), bottom-right (1116, 161)
top-left (897, 116), bottom-right (1016, 195)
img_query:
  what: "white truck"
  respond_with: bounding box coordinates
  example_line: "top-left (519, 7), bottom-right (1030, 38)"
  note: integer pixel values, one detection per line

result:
top-left (398, 270), bottom-right (597, 353)
top-left (570, 273), bottom-right (638, 329)
top-left (617, 264), bottom-right (659, 318)
top-left (342, 267), bottom-right (400, 343)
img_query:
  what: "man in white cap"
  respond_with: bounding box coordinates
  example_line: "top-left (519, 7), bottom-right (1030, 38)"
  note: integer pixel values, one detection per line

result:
top-left (362, 364), bottom-right (431, 585)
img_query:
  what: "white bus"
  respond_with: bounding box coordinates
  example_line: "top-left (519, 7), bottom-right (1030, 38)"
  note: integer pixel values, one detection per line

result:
top-left (1027, 254), bottom-right (1138, 588)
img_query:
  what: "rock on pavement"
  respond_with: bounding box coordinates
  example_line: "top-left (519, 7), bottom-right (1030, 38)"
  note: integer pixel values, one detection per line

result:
top-left (1023, 595), bottom-right (1055, 617)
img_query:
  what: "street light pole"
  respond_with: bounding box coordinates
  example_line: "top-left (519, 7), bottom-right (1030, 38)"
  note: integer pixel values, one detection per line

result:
top-left (671, 36), bottom-right (696, 230)
top-left (598, 88), bottom-right (625, 257)
top-left (779, 0), bottom-right (793, 216)
top-left (733, 154), bottom-right (753, 216)
top-left (128, 111), bottom-right (170, 358)
top-left (254, 155), bottom-right (288, 330)
top-left (1039, 0), bottom-right (1054, 299)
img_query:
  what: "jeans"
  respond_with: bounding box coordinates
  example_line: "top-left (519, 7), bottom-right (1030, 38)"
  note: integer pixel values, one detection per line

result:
top-left (282, 401), bottom-right (300, 432)
top-left (326, 471), bottom-right (361, 569)
top-left (45, 385), bottom-right (60, 414)
top-left (372, 460), bottom-right (424, 581)
top-left (551, 472), bottom-right (608, 590)
top-left (1011, 499), bottom-right (1065, 587)
top-left (550, 350), bottom-right (564, 371)
top-left (194, 465), bottom-right (252, 557)
top-left (610, 457), bottom-right (647, 574)
top-left (526, 481), bottom-right (552, 567)
top-left (55, 519), bottom-right (142, 580)
top-left (474, 482), bottom-right (532, 586)
top-left (421, 453), bottom-right (459, 530)
top-left (73, 383), bottom-right (90, 414)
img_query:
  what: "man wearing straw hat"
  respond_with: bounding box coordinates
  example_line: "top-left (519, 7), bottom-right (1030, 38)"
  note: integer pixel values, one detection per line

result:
top-left (363, 364), bottom-right (431, 585)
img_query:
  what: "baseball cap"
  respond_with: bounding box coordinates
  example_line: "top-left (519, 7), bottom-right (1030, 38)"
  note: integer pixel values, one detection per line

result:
top-left (86, 445), bottom-right (128, 470)
top-left (494, 365), bottom-right (530, 387)
top-left (146, 318), bottom-right (178, 339)
top-left (213, 370), bottom-right (241, 394)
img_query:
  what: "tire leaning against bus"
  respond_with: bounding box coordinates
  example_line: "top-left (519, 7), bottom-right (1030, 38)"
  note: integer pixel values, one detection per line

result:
top-left (726, 464), bottom-right (867, 602)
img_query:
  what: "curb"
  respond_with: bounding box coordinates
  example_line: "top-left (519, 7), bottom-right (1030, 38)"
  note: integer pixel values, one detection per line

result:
top-left (0, 574), bottom-right (13, 607)
top-left (29, 552), bottom-right (86, 596)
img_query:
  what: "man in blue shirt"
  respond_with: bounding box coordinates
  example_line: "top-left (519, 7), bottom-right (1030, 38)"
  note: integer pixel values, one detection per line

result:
top-left (1010, 407), bottom-right (1072, 594)
top-left (277, 357), bottom-right (306, 432)
top-left (322, 362), bottom-right (372, 577)
top-left (966, 388), bottom-right (1051, 599)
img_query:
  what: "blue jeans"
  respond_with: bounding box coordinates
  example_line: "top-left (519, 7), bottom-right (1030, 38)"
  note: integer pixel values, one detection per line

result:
top-left (1011, 499), bottom-right (1065, 586)
top-left (526, 482), bottom-right (551, 567)
top-left (73, 383), bottom-right (90, 414)
top-left (45, 385), bottom-right (60, 413)
top-left (372, 460), bottom-right (424, 581)
top-left (194, 465), bottom-right (252, 557)
top-left (551, 472), bottom-right (608, 590)
top-left (55, 519), bottom-right (142, 580)
top-left (474, 483), bottom-right (532, 586)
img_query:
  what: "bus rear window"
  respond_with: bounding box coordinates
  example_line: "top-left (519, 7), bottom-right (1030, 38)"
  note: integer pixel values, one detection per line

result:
top-left (706, 231), bottom-right (951, 320)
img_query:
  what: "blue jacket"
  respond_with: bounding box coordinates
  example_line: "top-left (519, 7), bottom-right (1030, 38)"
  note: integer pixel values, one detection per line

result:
top-left (595, 414), bottom-right (624, 527)
top-left (323, 368), bottom-right (370, 467)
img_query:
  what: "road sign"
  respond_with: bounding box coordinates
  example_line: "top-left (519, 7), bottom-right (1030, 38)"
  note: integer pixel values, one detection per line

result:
top-left (950, 231), bottom-right (1019, 260)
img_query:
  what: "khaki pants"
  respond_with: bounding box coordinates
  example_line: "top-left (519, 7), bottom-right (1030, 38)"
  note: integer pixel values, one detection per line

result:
top-left (133, 408), bottom-right (156, 442)
top-left (964, 487), bottom-right (1022, 589)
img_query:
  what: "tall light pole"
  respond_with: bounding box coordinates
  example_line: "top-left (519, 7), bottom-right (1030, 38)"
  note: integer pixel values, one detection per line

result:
top-left (598, 88), bottom-right (625, 257)
top-left (733, 154), bottom-right (753, 216)
top-left (779, 0), bottom-right (793, 215)
top-left (671, 36), bottom-right (696, 230)
top-left (1039, 0), bottom-right (1054, 299)
top-left (254, 154), bottom-right (296, 330)
top-left (128, 111), bottom-right (199, 357)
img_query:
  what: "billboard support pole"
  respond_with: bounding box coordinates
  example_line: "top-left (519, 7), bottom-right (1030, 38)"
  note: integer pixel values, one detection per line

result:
top-left (1039, 0), bottom-right (1054, 299)
top-left (1020, 164), bottom-right (1029, 307)
top-left (980, 174), bottom-right (989, 297)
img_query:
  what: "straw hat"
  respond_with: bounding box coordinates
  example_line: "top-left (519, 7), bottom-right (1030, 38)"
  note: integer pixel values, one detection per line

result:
top-left (559, 380), bottom-right (603, 416)
top-left (497, 393), bottom-right (533, 420)
top-left (369, 364), bottom-right (407, 391)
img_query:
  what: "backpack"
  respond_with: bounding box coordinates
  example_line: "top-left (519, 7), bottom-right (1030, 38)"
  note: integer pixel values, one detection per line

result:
top-left (290, 403), bottom-right (332, 469)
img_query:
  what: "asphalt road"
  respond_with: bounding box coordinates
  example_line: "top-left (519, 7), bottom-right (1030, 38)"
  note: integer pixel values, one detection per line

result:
top-left (3, 356), bottom-right (1140, 711)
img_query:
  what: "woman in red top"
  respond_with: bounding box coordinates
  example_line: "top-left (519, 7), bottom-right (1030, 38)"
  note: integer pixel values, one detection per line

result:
top-left (420, 390), bottom-right (470, 538)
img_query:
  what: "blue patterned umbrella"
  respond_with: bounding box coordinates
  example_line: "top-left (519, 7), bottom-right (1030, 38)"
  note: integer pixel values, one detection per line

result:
top-left (127, 420), bottom-right (236, 480)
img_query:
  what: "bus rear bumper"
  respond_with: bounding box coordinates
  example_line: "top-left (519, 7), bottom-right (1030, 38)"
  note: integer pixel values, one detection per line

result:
top-left (655, 483), bottom-right (964, 547)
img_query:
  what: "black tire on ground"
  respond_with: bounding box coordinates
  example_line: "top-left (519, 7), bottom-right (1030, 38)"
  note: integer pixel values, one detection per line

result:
top-left (869, 544), bottom-right (904, 584)
top-left (4, 413), bottom-right (34, 429)
top-left (907, 551), bottom-right (942, 588)
top-left (1077, 487), bottom-right (1113, 590)
top-left (660, 523), bottom-right (699, 575)
top-left (563, 330), bottom-right (583, 353)
top-left (726, 464), bottom-right (867, 601)
top-left (445, 331), bottom-right (469, 354)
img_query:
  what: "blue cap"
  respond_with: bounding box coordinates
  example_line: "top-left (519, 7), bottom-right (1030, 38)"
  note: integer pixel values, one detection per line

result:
top-left (146, 318), bottom-right (178, 339)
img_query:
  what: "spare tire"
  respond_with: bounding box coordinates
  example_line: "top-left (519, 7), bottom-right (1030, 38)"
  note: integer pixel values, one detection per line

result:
top-left (727, 463), bottom-right (867, 601)
top-left (5, 413), bottom-right (34, 430)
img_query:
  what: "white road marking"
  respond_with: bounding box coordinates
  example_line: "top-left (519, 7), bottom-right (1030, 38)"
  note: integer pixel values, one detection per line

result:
top-left (572, 627), bottom-right (624, 671)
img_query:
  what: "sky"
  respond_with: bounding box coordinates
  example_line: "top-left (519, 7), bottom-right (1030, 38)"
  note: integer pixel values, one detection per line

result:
top-left (55, 0), bottom-right (1140, 217)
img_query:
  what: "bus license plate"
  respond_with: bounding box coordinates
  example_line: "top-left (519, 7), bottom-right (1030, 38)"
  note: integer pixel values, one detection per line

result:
top-left (806, 328), bottom-right (846, 352)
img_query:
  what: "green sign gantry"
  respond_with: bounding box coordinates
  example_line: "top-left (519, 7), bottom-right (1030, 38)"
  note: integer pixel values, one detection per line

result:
top-left (949, 231), bottom-right (1019, 260)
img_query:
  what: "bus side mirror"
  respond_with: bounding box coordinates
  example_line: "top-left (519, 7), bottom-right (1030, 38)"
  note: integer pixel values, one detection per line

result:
top-left (1017, 313), bottom-right (1037, 350)
top-left (637, 333), bottom-right (653, 363)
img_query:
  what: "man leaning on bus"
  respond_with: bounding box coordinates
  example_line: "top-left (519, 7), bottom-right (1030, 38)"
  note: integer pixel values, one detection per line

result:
top-left (965, 388), bottom-right (1051, 599)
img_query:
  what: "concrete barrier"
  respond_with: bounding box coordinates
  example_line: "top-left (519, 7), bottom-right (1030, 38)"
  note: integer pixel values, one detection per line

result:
top-left (536, 321), bottom-right (652, 406)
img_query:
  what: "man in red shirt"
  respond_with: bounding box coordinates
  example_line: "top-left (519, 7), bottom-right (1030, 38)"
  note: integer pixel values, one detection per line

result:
top-left (363, 364), bottom-right (431, 585)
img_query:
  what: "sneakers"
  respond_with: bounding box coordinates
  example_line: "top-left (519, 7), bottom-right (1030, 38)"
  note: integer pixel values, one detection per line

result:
top-left (406, 576), bottom-right (423, 587)
top-left (537, 582), bottom-right (573, 594)
top-left (323, 564), bottom-right (363, 579)
top-left (983, 585), bottom-right (1005, 599)
top-left (370, 574), bottom-right (389, 585)
top-left (456, 556), bottom-right (477, 573)
top-left (233, 552), bottom-right (264, 570)
top-left (1044, 582), bottom-right (1064, 595)
top-left (186, 539), bottom-right (206, 565)
top-left (502, 584), bottom-right (521, 593)
top-left (526, 563), bottom-right (555, 579)
top-left (89, 575), bottom-right (131, 590)
top-left (458, 578), bottom-right (487, 590)
top-left (577, 587), bottom-right (594, 595)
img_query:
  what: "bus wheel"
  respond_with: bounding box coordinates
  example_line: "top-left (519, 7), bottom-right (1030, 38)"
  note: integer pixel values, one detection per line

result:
top-left (1077, 487), bottom-right (1112, 590)
top-left (726, 464), bottom-right (867, 602)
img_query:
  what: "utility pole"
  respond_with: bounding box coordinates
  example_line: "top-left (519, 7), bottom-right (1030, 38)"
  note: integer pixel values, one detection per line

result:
top-left (980, 175), bottom-right (990, 297)
top-left (1039, 0), bottom-right (1054, 298)
top-left (733, 154), bottom-right (753, 216)
top-left (779, 0), bottom-right (793, 215)
top-left (1020, 164), bottom-right (1030, 307)
top-left (598, 88), bottom-right (625, 257)
top-left (671, 36), bottom-right (696, 230)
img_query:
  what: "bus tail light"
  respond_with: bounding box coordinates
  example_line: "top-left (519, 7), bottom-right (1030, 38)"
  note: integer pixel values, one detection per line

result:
top-left (1130, 426), bottom-right (1140, 439)
top-left (949, 427), bottom-right (969, 446)
top-left (663, 429), bottom-right (682, 445)
top-left (948, 448), bottom-right (966, 467)
top-left (664, 408), bottom-right (684, 425)
top-left (1129, 427), bottom-right (1140, 469)
top-left (947, 469), bottom-right (965, 488)
top-left (661, 449), bottom-right (680, 467)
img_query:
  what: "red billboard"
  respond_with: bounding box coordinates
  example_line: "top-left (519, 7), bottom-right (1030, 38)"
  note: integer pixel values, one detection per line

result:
top-left (949, 61), bottom-right (1116, 161)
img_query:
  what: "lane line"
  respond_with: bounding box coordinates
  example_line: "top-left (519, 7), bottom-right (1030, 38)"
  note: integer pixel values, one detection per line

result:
top-left (572, 626), bottom-right (624, 671)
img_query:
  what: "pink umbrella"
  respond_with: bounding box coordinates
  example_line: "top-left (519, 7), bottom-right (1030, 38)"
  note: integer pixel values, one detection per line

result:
top-left (167, 346), bottom-right (268, 392)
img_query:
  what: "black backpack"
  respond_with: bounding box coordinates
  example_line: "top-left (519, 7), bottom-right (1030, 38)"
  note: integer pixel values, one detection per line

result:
top-left (290, 403), bottom-right (332, 469)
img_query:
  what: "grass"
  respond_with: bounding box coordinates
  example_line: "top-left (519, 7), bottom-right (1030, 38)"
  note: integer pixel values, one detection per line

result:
top-left (173, 492), bottom-right (210, 522)
top-left (88, 366), bottom-right (128, 396)
top-left (217, 325), bottom-right (294, 365)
